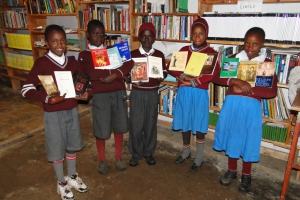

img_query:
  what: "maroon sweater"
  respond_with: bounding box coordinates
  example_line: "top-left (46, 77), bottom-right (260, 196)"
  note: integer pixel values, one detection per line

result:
top-left (128, 48), bottom-right (167, 91)
top-left (225, 55), bottom-right (278, 101)
top-left (78, 49), bottom-right (134, 94)
top-left (21, 55), bottom-right (80, 112)
top-left (167, 45), bottom-right (231, 90)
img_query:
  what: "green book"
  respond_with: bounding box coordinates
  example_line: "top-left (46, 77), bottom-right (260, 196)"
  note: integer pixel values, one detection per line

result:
top-left (177, 0), bottom-right (188, 13)
top-left (220, 58), bottom-right (239, 78)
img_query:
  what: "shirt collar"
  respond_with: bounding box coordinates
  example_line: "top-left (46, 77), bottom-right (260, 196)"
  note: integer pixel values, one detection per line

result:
top-left (88, 44), bottom-right (105, 50)
top-left (236, 50), bottom-right (266, 62)
top-left (139, 46), bottom-right (155, 56)
top-left (47, 50), bottom-right (65, 65)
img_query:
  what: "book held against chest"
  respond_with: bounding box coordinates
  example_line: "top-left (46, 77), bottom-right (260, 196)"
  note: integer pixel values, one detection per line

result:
top-left (90, 48), bottom-right (110, 69)
top-left (113, 41), bottom-right (131, 62)
top-left (147, 55), bottom-right (163, 78)
top-left (237, 60), bottom-right (259, 87)
top-left (73, 70), bottom-right (91, 95)
top-left (255, 62), bottom-right (276, 88)
top-left (200, 52), bottom-right (219, 75)
top-left (169, 51), bottom-right (188, 72)
top-left (54, 71), bottom-right (76, 98)
top-left (131, 57), bottom-right (148, 82)
top-left (220, 57), bottom-right (239, 78)
top-left (184, 52), bottom-right (207, 77)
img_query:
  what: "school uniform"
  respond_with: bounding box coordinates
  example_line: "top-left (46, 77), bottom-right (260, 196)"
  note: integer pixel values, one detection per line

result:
top-left (128, 47), bottom-right (167, 159)
top-left (213, 50), bottom-right (278, 162)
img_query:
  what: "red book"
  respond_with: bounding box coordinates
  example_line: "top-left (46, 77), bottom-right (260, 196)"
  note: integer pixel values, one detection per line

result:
top-left (90, 49), bottom-right (110, 69)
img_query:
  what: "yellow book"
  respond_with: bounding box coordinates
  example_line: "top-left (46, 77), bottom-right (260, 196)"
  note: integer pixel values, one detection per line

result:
top-left (38, 75), bottom-right (60, 96)
top-left (237, 60), bottom-right (259, 87)
top-left (184, 52), bottom-right (207, 76)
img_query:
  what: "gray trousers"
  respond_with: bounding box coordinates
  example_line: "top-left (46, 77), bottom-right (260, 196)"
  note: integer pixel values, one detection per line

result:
top-left (129, 89), bottom-right (159, 159)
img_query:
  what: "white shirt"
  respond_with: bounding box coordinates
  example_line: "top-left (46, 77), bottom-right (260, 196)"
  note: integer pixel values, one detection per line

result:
top-left (47, 50), bottom-right (65, 65)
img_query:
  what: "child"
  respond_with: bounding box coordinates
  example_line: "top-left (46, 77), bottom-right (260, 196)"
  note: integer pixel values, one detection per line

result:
top-left (126, 23), bottom-right (167, 167)
top-left (21, 24), bottom-right (89, 200)
top-left (167, 17), bottom-right (250, 173)
top-left (78, 20), bottom-right (133, 174)
top-left (213, 27), bottom-right (278, 192)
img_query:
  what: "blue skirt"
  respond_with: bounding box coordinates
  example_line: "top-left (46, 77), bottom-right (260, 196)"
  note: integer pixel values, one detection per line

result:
top-left (213, 95), bottom-right (262, 162)
top-left (172, 87), bottom-right (209, 134)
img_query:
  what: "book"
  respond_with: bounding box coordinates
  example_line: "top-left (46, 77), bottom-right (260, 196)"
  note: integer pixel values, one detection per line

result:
top-left (147, 55), bottom-right (163, 78)
top-left (168, 51), bottom-right (188, 72)
top-left (184, 52), bottom-right (207, 77)
top-left (131, 57), bottom-right (148, 82)
top-left (220, 57), bottom-right (239, 78)
top-left (73, 70), bottom-right (91, 95)
top-left (90, 48), bottom-right (110, 69)
top-left (107, 46), bottom-right (123, 69)
top-left (54, 71), bottom-right (76, 98)
top-left (200, 52), bottom-right (219, 75)
top-left (237, 60), bottom-right (259, 87)
top-left (38, 75), bottom-right (59, 96)
top-left (176, 0), bottom-right (188, 13)
top-left (113, 41), bottom-right (131, 62)
top-left (255, 62), bottom-right (276, 88)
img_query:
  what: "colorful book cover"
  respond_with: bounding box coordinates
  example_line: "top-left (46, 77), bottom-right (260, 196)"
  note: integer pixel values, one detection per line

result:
top-left (200, 52), bottom-right (219, 75)
top-left (184, 52), bottom-right (207, 77)
top-left (131, 57), bottom-right (148, 82)
top-left (220, 57), bottom-right (239, 78)
top-left (237, 60), bottom-right (259, 87)
top-left (169, 51), bottom-right (188, 72)
top-left (107, 46), bottom-right (123, 69)
top-left (147, 55), bottom-right (163, 78)
top-left (38, 75), bottom-right (59, 96)
top-left (113, 41), bottom-right (131, 62)
top-left (73, 70), bottom-right (91, 95)
top-left (176, 0), bottom-right (188, 12)
top-left (90, 48), bottom-right (110, 69)
top-left (255, 62), bottom-right (276, 88)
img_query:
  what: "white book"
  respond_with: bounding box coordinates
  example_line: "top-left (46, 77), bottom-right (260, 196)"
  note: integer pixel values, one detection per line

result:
top-left (148, 56), bottom-right (163, 78)
top-left (54, 71), bottom-right (76, 98)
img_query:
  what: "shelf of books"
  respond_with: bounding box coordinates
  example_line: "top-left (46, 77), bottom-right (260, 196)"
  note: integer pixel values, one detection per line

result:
top-left (77, 0), bottom-right (131, 50)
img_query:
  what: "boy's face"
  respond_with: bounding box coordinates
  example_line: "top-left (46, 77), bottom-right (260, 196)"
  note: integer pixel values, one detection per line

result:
top-left (45, 30), bottom-right (66, 57)
top-left (138, 30), bottom-right (155, 51)
top-left (191, 24), bottom-right (206, 47)
top-left (244, 33), bottom-right (264, 59)
top-left (87, 26), bottom-right (105, 47)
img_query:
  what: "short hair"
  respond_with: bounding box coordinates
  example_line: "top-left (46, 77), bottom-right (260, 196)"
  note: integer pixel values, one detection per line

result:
top-left (44, 24), bottom-right (66, 41)
top-left (87, 20), bottom-right (105, 33)
top-left (245, 27), bottom-right (265, 42)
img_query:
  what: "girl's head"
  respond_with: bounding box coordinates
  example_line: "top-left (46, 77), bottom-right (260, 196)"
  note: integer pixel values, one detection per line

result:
top-left (191, 18), bottom-right (209, 47)
top-left (44, 25), bottom-right (66, 57)
top-left (138, 22), bottom-right (156, 52)
top-left (244, 27), bottom-right (265, 59)
top-left (87, 20), bottom-right (105, 47)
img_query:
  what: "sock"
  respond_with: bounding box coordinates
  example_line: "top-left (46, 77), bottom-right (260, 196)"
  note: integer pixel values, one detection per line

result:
top-left (194, 139), bottom-right (204, 166)
top-left (53, 158), bottom-right (65, 183)
top-left (96, 138), bottom-right (106, 162)
top-left (181, 131), bottom-right (191, 158)
top-left (66, 153), bottom-right (76, 177)
top-left (228, 157), bottom-right (238, 172)
top-left (242, 161), bottom-right (252, 176)
top-left (114, 133), bottom-right (124, 160)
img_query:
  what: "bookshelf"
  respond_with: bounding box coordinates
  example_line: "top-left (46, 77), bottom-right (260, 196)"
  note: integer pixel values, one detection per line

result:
top-left (0, 0), bottom-right (33, 90)
top-left (76, 0), bottom-right (132, 51)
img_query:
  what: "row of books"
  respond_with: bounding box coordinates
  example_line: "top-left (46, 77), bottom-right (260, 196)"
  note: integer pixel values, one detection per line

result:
top-left (0, 9), bottom-right (28, 29)
top-left (6, 53), bottom-right (34, 71)
top-left (26, 0), bottom-right (76, 14)
top-left (78, 4), bottom-right (130, 31)
top-left (158, 85), bottom-right (177, 116)
top-left (0, 0), bottom-right (23, 6)
top-left (208, 84), bottom-right (227, 109)
top-left (6, 33), bottom-right (32, 50)
top-left (134, 0), bottom-right (189, 13)
top-left (135, 15), bottom-right (197, 40)
top-left (202, 13), bottom-right (300, 45)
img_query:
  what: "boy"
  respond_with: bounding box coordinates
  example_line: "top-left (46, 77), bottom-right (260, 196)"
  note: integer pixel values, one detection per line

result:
top-left (127, 22), bottom-right (167, 167)
top-left (21, 24), bottom-right (89, 200)
top-left (78, 20), bottom-right (133, 174)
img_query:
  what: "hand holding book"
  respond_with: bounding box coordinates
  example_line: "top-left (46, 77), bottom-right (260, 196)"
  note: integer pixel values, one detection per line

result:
top-left (48, 93), bottom-right (66, 105)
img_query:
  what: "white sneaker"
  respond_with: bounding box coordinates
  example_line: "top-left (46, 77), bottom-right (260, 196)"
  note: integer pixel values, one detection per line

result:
top-left (65, 173), bottom-right (89, 193)
top-left (57, 182), bottom-right (75, 200)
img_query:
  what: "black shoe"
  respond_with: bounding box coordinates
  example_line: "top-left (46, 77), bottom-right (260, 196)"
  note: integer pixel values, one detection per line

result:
top-left (189, 162), bottom-right (202, 172)
top-left (174, 153), bottom-right (191, 164)
top-left (238, 175), bottom-right (251, 193)
top-left (129, 157), bottom-right (139, 167)
top-left (144, 155), bottom-right (156, 165)
top-left (219, 170), bottom-right (237, 186)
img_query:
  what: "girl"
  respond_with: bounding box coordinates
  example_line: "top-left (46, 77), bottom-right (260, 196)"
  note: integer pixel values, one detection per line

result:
top-left (167, 18), bottom-right (249, 173)
top-left (214, 27), bottom-right (278, 192)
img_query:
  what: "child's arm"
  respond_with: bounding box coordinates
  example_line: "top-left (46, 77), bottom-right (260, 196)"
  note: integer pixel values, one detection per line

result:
top-left (252, 74), bottom-right (278, 99)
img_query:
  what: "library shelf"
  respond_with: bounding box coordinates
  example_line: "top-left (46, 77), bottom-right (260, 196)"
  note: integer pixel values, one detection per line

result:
top-left (200, 0), bottom-right (299, 4)
top-left (132, 36), bottom-right (191, 43)
top-left (78, 29), bottom-right (130, 35)
top-left (132, 12), bottom-right (198, 16)
top-left (28, 13), bottom-right (76, 17)
top-left (78, 0), bottom-right (129, 5)
top-left (30, 30), bottom-right (78, 34)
